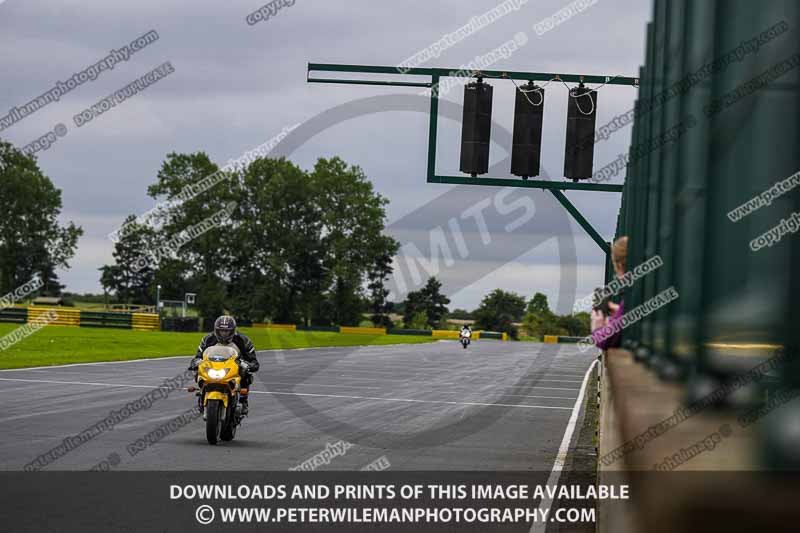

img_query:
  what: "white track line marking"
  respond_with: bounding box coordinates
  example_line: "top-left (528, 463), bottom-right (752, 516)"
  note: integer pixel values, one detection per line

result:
top-left (527, 379), bottom-right (582, 383)
top-left (0, 377), bottom-right (163, 389)
top-left (0, 377), bottom-right (572, 411)
top-left (0, 343), bottom-right (441, 373)
top-left (253, 390), bottom-right (572, 410)
top-left (258, 381), bottom-right (383, 390)
top-left (530, 358), bottom-right (598, 533)
top-left (264, 389), bottom-right (578, 401)
top-left (0, 356), bottom-right (190, 372)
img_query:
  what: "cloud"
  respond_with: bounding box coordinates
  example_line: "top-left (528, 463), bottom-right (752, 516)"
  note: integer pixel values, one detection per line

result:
top-left (0, 0), bottom-right (650, 306)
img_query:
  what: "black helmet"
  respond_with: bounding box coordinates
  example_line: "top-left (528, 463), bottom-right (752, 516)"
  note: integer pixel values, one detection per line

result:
top-left (213, 315), bottom-right (237, 344)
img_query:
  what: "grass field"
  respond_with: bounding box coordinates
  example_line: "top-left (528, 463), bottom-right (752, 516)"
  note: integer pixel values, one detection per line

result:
top-left (0, 324), bottom-right (436, 369)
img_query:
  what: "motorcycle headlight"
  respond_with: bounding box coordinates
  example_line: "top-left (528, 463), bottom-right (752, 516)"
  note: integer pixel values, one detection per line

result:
top-left (207, 368), bottom-right (229, 380)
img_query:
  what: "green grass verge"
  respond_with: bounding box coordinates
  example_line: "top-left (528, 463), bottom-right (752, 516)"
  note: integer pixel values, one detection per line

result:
top-left (0, 324), bottom-right (436, 370)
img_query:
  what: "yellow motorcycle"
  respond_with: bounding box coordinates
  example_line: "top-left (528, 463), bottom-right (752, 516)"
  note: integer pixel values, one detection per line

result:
top-left (188, 345), bottom-right (247, 445)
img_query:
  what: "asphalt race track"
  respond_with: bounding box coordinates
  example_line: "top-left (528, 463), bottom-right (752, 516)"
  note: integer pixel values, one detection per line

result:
top-left (0, 341), bottom-right (597, 472)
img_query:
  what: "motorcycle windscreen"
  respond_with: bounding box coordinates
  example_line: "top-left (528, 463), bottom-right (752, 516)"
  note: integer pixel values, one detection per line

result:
top-left (203, 345), bottom-right (239, 362)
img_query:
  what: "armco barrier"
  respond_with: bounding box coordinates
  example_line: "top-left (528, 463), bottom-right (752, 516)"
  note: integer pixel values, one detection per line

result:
top-left (543, 335), bottom-right (582, 343)
top-left (0, 307), bottom-right (28, 324)
top-left (80, 311), bottom-right (132, 329)
top-left (340, 326), bottom-right (386, 335)
top-left (432, 329), bottom-right (460, 339)
top-left (29, 307), bottom-right (79, 327)
top-left (0, 307), bottom-right (159, 331)
top-left (131, 313), bottom-right (160, 331)
top-left (296, 325), bottom-right (340, 332)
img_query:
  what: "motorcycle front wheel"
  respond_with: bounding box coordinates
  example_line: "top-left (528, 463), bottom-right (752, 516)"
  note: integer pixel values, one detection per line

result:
top-left (206, 399), bottom-right (224, 445)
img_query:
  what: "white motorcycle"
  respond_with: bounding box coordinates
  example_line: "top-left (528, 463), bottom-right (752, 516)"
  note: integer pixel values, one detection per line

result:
top-left (459, 329), bottom-right (471, 349)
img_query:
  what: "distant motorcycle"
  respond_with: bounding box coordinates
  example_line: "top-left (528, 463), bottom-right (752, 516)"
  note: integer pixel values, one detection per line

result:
top-left (188, 345), bottom-right (246, 445)
top-left (459, 329), bottom-right (471, 349)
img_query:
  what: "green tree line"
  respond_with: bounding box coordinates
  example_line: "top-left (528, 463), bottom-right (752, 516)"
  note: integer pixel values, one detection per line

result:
top-left (100, 153), bottom-right (398, 327)
top-left (0, 139), bottom-right (588, 338)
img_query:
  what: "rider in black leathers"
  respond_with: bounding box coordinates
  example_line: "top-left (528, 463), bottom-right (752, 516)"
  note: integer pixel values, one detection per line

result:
top-left (189, 315), bottom-right (259, 414)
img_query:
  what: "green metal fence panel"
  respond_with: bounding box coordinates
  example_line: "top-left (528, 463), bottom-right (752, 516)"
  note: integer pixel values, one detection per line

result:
top-left (697, 0), bottom-right (799, 379)
top-left (620, 0), bottom-right (799, 402)
top-left (667, 0), bottom-right (716, 371)
top-left (632, 22), bottom-right (655, 346)
top-left (651, 0), bottom-right (687, 376)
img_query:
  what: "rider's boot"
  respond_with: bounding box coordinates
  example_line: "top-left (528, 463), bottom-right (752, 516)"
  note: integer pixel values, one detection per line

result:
top-left (197, 393), bottom-right (205, 420)
top-left (240, 393), bottom-right (249, 416)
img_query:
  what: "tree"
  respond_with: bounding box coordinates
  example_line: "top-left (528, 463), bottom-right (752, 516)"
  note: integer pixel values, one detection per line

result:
top-left (449, 308), bottom-right (474, 320)
top-left (0, 140), bottom-right (82, 295)
top-left (233, 157), bottom-right (327, 325)
top-left (310, 157), bottom-right (396, 326)
top-left (145, 152), bottom-right (238, 319)
top-left (521, 291), bottom-right (590, 339)
top-left (474, 289), bottom-right (526, 339)
top-left (420, 277), bottom-right (450, 327)
top-left (99, 215), bottom-right (156, 304)
top-left (527, 292), bottom-right (551, 315)
top-left (407, 310), bottom-right (429, 330)
top-left (39, 263), bottom-right (64, 297)
top-left (367, 236), bottom-right (399, 327)
top-left (127, 153), bottom-right (397, 326)
top-left (403, 277), bottom-right (450, 328)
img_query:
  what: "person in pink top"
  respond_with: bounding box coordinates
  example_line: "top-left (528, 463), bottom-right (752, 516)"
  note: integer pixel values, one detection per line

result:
top-left (590, 236), bottom-right (627, 350)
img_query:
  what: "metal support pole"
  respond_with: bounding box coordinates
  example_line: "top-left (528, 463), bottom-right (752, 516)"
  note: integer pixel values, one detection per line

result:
top-left (549, 190), bottom-right (611, 255)
top-left (427, 74), bottom-right (440, 182)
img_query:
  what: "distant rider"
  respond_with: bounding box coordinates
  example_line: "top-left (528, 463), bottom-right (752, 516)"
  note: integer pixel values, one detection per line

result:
top-left (460, 324), bottom-right (472, 339)
top-left (189, 315), bottom-right (259, 414)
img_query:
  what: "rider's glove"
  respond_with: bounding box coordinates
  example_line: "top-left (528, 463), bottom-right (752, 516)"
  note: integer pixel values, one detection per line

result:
top-left (188, 358), bottom-right (201, 370)
top-left (239, 361), bottom-right (250, 373)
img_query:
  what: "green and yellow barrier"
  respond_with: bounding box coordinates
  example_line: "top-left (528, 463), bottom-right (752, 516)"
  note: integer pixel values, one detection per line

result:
top-left (131, 313), bottom-right (160, 331)
top-left (29, 307), bottom-right (80, 327)
top-left (340, 326), bottom-right (386, 335)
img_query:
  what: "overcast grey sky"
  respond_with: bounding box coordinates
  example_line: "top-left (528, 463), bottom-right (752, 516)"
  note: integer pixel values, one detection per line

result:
top-left (0, 0), bottom-right (650, 311)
